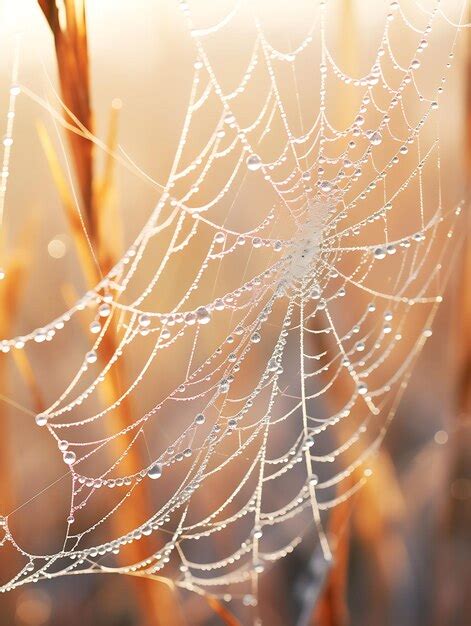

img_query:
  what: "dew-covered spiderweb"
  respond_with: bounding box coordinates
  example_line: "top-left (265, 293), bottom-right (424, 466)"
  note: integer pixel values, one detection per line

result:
top-left (0, 0), bottom-right (468, 613)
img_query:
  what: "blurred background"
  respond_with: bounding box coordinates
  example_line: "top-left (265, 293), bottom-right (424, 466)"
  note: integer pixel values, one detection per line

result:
top-left (0, 0), bottom-right (469, 625)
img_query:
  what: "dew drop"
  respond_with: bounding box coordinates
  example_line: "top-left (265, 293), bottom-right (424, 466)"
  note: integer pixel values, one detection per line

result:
top-left (90, 321), bottom-right (101, 334)
top-left (370, 131), bottom-right (382, 146)
top-left (34, 330), bottom-right (47, 343)
top-left (185, 311), bottom-right (196, 325)
top-left (35, 414), bottom-right (48, 427)
top-left (246, 155), bottom-right (262, 171)
top-left (219, 379), bottom-right (230, 393)
top-left (195, 413), bottom-right (205, 425)
top-left (196, 306), bottom-right (211, 324)
top-left (86, 351), bottom-right (97, 364)
top-left (139, 314), bottom-right (151, 328)
top-left (98, 303), bottom-right (111, 317)
top-left (63, 450), bottom-right (76, 465)
top-left (354, 115), bottom-right (365, 127)
top-left (148, 463), bottom-right (162, 480)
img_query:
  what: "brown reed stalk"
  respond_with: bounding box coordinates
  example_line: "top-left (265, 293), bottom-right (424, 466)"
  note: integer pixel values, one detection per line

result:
top-left (310, 4), bottom-right (358, 621)
top-left (0, 221), bottom-right (37, 514)
top-left (433, 23), bottom-right (471, 626)
top-left (309, 1), bottom-right (408, 622)
top-left (36, 2), bottom-right (186, 624)
top-left (0, 222), bottom-right (44, 621)
top-left (205, 596), bottom-right (244, 626)
top-left (310, 499), bottom-right (351, 626)
top-left (307, 316), bottom-right (406, 626)
top-left (37, 0), bottom-right (94, 239)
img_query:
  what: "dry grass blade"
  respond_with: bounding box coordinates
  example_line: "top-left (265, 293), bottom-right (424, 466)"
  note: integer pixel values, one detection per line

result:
top-left (35, 2), bottom-right (190, 623)
top-left (433, 23), bottom-right (471, 625)
top-left (311, 498), bottom-right (351, 626)
top-left (205, 596), bottom-right (243, 626)
top-left (0, 216), bottom-right (40, 509)
top-left (38, 0), bottom-right (94, 236)
top-left (37, 120), bottom-right (99, 286)
top-left (307, 322), bottom-right (407, 625)
top-left (94, 99), bottom-right (124, 274)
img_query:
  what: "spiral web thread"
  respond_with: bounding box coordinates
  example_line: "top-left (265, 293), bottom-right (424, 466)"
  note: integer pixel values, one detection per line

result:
top-left (0, 0), bottom-right (468, 612)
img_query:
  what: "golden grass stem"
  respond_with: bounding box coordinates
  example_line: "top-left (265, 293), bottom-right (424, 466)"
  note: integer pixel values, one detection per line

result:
top-left (37, 2), bottom-right (185, 623)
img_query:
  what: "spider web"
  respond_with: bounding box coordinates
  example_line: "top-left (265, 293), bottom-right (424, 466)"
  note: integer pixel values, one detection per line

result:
top-left (0, 0), bottom-right (468, 614)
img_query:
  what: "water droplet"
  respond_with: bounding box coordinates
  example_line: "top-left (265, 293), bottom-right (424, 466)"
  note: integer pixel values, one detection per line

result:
top-left (139, 314), bottom-right (151, 328)
top-left (185, 311), bottom-right (196, 325)
top-left (35, 414), bottom-right (48, 427)
top-left (148, 463), bottom-right (162, 479)
top-left (195, 413), bottom-right (205, 425)
top-left (90, 321), bottom-right (101, 334)
top-left (63, 450), bottom-right (76, 465)
top-left (354, 115), bottom-right (365, 127)
top-left (86, 351), bottom-right (97, 364)
top-left (219, 379), bottom-right (230, 393)
top-left (196, 306), bottom-right (211, 324)
top-left (98, 303), bottom-right (111, 317)
top-left (370, 131), bottom-right (382, 146)
top-left (34, 330), bottom-right (47, 343)
top-left (246, 155), bottom-right (262, 171)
